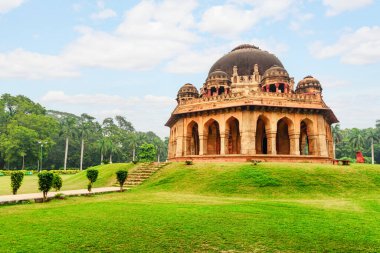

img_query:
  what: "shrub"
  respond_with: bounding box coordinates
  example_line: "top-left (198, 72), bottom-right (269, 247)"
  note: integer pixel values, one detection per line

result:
top-left (38, 172), bottom-right (54, 202)
top-left (185, 160), bottom-right (193, 165)
top-left (251, 160), bottom-right (262, 166)
top-left (86, 169), bottom-right (99, 192)
top-left (52, 174), bottom-right (63, 191)
top-left (116, 170), bottom-right (128, 192)
top-left (10, 171), bottom-right (24, 195)
top-left (132, 161), bottom-right (138, 164)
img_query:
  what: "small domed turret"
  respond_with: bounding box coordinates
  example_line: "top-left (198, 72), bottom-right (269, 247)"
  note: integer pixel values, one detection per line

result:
top-left (177, 83), bottom-right (199, 102)
top-left (296, 76), bottom-right (322, 94)
top-left (261, 65), bottom-right (291, 93)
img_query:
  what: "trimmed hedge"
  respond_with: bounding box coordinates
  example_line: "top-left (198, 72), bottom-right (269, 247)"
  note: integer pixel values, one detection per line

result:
top-left (0, 170), bottom-right (79, 176)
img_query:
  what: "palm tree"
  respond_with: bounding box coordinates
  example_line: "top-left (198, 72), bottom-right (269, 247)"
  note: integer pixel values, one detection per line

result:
top-left (96, 137), bottom-right (108, 164)
top-left (60, 116), bottom-right (77, 171)
top-left (20, 151), bottom-right (26, 170)
top-left (331, 124), bottom-right (343, 159)
top-left (349, 128), bottom-right (366, 152)
top-left (366, 129), bottom-right (379, 164)
top-left (78, 114), bottom-right (94, 171)
top-left (376, 119), bottom-right (380, 129)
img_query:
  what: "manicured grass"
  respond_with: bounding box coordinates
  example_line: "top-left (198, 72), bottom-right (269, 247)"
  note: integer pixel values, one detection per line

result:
top-left (0, 163), bottom-right (135, 195)
top-left (1, 162), bottom-right (380, 252)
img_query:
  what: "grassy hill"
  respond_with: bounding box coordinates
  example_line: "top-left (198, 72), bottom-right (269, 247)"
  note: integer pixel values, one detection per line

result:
top-left (1, 162), bottom-right (380, 252)
top-left (0, 163), bottom-right (135, 195)
top-left (140, 162), bottom-right (380, 198)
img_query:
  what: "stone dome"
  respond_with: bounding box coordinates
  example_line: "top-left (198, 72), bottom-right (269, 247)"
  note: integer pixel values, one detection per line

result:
top-left (208, 69), bottom-right (229, 80)
top-left (262, 65), bottom-right (289, 79)
top-left (296, 76), bottom-right (322, 94)
top-left (208, 44), bottom-right (284, 77)
top-left (177, 83), bottom-right (199, 102)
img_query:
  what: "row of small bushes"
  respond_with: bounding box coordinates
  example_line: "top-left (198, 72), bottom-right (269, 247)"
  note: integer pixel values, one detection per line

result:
top-left (0, 170), bottom-right (79, 176)
top-left (8, 168), bottom-right (129, 202)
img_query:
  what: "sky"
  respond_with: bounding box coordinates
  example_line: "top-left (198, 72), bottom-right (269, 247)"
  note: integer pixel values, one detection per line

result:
top-left (0, 0), bottom-right (379, 138)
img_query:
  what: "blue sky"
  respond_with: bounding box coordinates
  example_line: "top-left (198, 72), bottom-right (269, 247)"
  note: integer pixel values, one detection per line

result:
top-left (0, 0), bottom-right (379, 138)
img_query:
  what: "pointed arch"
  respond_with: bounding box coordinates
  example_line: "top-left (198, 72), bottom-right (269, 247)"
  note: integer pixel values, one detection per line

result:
top-left (225, 116), bottom-right (241, 154)
top-left (256, 115), bottom-right (270, 154)
top-left (204, 118), bottom-right (221, 155)
top-left (186, 121), bottom-right (199, 155)
top-left (276, 117), bottom-right (294, 155)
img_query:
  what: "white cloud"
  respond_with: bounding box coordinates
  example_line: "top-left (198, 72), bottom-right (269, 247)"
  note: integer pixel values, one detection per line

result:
top-left (0, 0), bottom-right (199, 79)
top-left (323, 0), bottom-right (373, 16)
top-left (199, 0), bottom-right (296, 37)
top-left (91, 9), bottom-right (117, 20)
top-left (0, 49), bottom-right (79, 79)
top-left (309, 26), bottom-right (380, 64)
top-left (0, 0), bottom-right (23, 14)
top-left (41, 91), bottom-right (176, 137)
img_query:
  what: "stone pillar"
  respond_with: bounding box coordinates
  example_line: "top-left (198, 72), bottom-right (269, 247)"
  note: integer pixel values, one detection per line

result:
top-left (175, 135), bottom-right (184, 157)
top-left (207, 89), bottom-right (211, 97)
top-left (267, 131), bottom-right (277, 155)
top-left (275, 83), bottom-right (279, 93)
top-left (220, 132), bottom-right (226, 155)
top-left (284, 84), bottom-right (288, 93)
top-left (289, 133), bottom-right (300, 155)
top-left (199, 134), bottom-right (205, 155)
top-left (241, 130), bottom-right (256, 155)
top-left (266, 85), bottom-right (269, 92)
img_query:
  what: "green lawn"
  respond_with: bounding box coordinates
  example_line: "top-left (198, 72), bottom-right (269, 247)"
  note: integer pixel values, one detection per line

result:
top-left (0, 163), bottom-right (135, 195)
top-left (1, 162), bottom-right (380, 252)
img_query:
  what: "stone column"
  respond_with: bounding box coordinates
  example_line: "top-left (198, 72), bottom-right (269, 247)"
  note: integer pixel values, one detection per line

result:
top-left (175, 135), bottom-right (184, 157)
top-left (220, 132), bottom-right (226, 155)
top-left (275, 83), bottom-right (279, 93)
top-left (241, 130), bottom-right (256, 155)
top-left (199, 134), bottom-right (205, 155)
top-left (267, 131), bottom-right (277, 155)
top-left (266, 85), bottom-right (269, 92)
top-left (289, 133), bottom-right (300, 155)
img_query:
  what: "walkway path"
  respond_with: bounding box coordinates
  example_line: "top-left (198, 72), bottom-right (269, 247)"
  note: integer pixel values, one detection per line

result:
top-left (0, 187), bottom-right (120, 205)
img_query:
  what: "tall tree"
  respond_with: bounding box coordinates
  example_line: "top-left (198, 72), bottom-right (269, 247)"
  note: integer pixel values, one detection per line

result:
top-left (366, 129), bottom-right (380, 164)
top-left (349, 128), bottom-right (366, 152)
top-left (331, 124), bottom-right (343, 159)
top-left (60, 116), bottom-right (77, 170)
top-left (78, 114), bottom-right (95, 171)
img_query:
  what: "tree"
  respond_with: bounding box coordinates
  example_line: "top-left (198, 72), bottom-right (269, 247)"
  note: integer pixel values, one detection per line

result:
top-left (115, 115), bottom-right (135, 132)
top-left (376, 119), bottom-right (380, 129)
top-left (78, 114), bottom-right (95, 171)
top-left (96, 137), bottom-right (108, 164)
top-left (86, 169), bottom-right (99, 192)
top-left (38, 171), bottom-right (54, 201)
top-left (349, 128), bottom-right (366, 152)
top-left (331, 124), bottom-right (343, 159)
top-left (60, 116), bottom-right (77, 171)
top-left (116, 170), bottom-right (128, 192)
top-left (10, 171), bottom-right (24, 195)
top-left (138, 143), bottom-right (157, 162)
top-left (52, 174), bottom-right (63, 191)
top-left (366, 129), bottom-right (380, 164)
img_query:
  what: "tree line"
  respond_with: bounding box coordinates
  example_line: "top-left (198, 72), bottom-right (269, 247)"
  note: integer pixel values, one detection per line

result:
top-left (0, 94), bottom-right (168, 170)
top-left (332, 120), bottom-right (380, 163)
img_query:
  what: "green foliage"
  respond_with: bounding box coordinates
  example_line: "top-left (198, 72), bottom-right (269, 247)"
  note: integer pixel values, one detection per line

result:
top-left (10, 171), bottom-right (24, 195)
top-left (38, 171), bottom-right (54, 201)
top-left (0, 94), bottom-right (167, 170)
top-left (185, 160), bottom-right (193, 165)
top-left (138, 143), bottom-right (157, 162)
top-left (334, 122), bottom-right (380, 163)
top-left (52, 174), bottom-right (63, 191)
top-left (116, 170), bottom-right (128, 191)
top-left (86, 169), bottom-right (99, 192)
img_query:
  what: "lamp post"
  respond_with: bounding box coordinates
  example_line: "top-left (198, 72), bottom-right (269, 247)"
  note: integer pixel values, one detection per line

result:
top-left (38, 141), bottom-right (48, 172)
